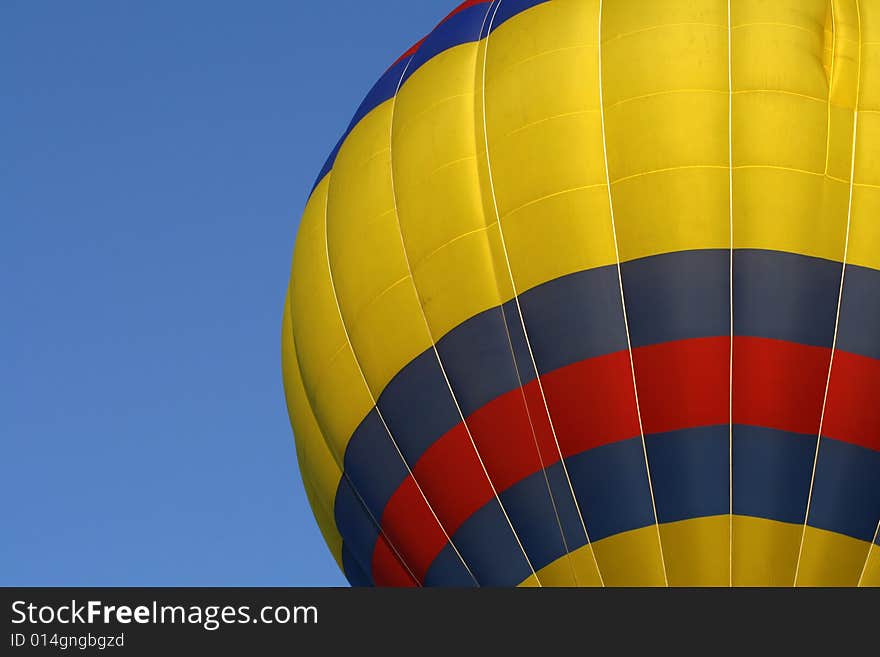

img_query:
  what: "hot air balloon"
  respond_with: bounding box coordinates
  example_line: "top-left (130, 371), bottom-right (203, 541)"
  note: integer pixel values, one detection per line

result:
top-left (281, 0), bottom-right (880, 586)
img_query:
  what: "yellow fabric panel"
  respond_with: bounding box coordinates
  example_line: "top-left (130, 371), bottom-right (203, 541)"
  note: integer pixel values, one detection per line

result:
top-left (602, 27), bottom-right (727, 109)
top-left (659, 516), bottom-right (730, 586)
top-left (590, 526), bottom-right (667, 586)
top-left (866, 0), bottom-right (880, 49)
top-left (848, 150), bottom-right (880, 271)
top-left (325, 100), bottom-right (434, 397)
top-left (847, 11), bottom-right (880, 271)
top-left (863, 44), bottom-right (880, 109)
top-left (281, 297), bottom-right (344, 570)
top-left (732, 516), bottom-right (802, 586)
top-left (796, 526), bottom-right (872, 586)
top-left (484, 0), bottom-right (617, 294)
top-left (325, 102), bottom-right (403, 322)
top-left (613, 168), bottom-right (730, 262)
top-left (518, 544), bottom-right (603, 588)
top-left (732, 0), bottom-right (853, 262)
top-left (603, 5), bottom-right (729, 262)
top-left (829, 0), bottom-right (862, 109)
top-left (735, 0), bottom-right (830, 26)
top-left (483, 3), bottom-right (669, 581)
top-left (861, 545), bottom-right (880, 586)
top-left (606, 93), bottom-right (728, 182)
top-left (406, 222), bottom-right (513, 339)
top-left (391, 44), bottom-right (514, 342)
top-left (824, 2), bottom-right (834, 81)
top-left (601, 0), bottom-right (727, 43)
top-left (289, 176), bottom-right (374, 459)
top-left (517, 575), bottom-right (540, 588)
top-left (733, 5), bottom-right (828, 101)
top-left (857, 111), bottom-right (880, 187)
top-left (827, 106), bottom-right (858, 180)
top-left (734, 95), bottom-right (827, 171)
top-left (600, 3), bottom-right (729, 582)
top-left (732, 168), bottom-right (850, 261)
top-left (346, 279), bottom-right (436, 398)
top-left (497, 185), bottom-right (614, 294)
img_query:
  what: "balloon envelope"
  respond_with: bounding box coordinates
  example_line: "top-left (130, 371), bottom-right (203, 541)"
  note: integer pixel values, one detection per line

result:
top-left (282, 0), bottom-right (880, 587)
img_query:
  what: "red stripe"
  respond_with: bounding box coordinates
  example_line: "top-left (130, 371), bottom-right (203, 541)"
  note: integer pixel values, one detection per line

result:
top-left (412, 424), bottom-right (495, 536)
top-left (371, 534), bottom-right (418, 587)
top-left (733, 336), bottom-right (830, 435)
top-left (635, 336), bottom-right (730, 434)
top-left (389, 37), bottom-right (427, 69)
top-left (371, 335), bottom-right (842, 584)
top-left (389, 1), bottom-right (490, 69)
top-left (377, 476), bottom-right (449, 582)
top-left (466, 384), bottom-right (553, 492)
top-left (542, 349), bottom-right (641, 457)
top-left (822, 350), bottom-right (880, 451)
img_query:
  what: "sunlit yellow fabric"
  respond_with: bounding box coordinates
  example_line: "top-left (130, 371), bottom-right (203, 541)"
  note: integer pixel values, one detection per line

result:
top-left (861, 545), bottom-right (880, 586)
top-left (281, 296), bottom-right (344, 569)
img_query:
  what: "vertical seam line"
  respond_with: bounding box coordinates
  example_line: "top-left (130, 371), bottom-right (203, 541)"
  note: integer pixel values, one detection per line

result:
top-left (288, 285), bottom-right (422, 586)
top-left (793, 0), bottom-right (861, 587)
top-left (727, 0), bottom-right (735, 589)
top-left (387, 18), bottom-right (541, 585)
top-left (597, 0), bottom-right (669, 587)
top-left (857, 521), bottom-right (880, 586)
top-left (323, 93), bottom-right (481, 587)
top-left (479, 0), bottom-right (605, 587)
top-left (824, 1), bottom-right (837, 176)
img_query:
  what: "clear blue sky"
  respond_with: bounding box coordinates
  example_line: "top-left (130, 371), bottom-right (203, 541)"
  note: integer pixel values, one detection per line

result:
top-left (1, 0), bottom-right (453, 587)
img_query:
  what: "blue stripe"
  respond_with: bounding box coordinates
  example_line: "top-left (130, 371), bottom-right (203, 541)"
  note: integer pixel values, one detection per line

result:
top-left (402, 3), bottom-right (492, 85)
top-left (498, 461), bottom-right (589, 575)
top-left (433, 299), bottom-right (587, 579)
top-left (622, 250), bottom-right (730, 348)
top-left (427, 460), bottom-right (594, 585)
top-left (376, 349), bottom-right (460, 466)
top-left (312, 134), bottom-right (344, 192)
top-left (808, 438), bottom-right (880, 542)
top-left (422, 543), bottom-right (478, 587)
top-left (436, 305), bottom-right (525, 418)
top-left (342, 409), bottom-right (409, 518)
top-left (836, 263), bottom-right (880, 360)
top-left (333, 250), bottom-right (877, 585)
top-left (517, 264), bottom-right (628, 374)
top-left (334, 478), bottom-right (380, 584)
top-left (310, 0), bottom-right (551, 193)
top-left (436, 302), bottom-right (585, 577)
top-left (501, 296), bottom-right (539, 387)
top-left (499, 473), bottom-right (567, 573)
top-left (424, 438), bottom-right (660, 581)
top-left (346, 57), bottom-right (410, 137)
top-left (425, 499), bottom-right (533, 586)
top-left (422, 422), bottom-right (871, 584)
top-left (567, 438), bottom-right (657, 541)
top-left (545, 460), bottom-right (591, 556)
top-left (311, 57), bottom-right (410, 193)
top-left (732, 426), bottom-right (814, 525)
top-left (733, 249), bottom-right (841, 347)
top-left (646, 426), bottom-right (730, 523)
top-left (336, 250), bottom-right (857, 562)
top-left (341, 544), bottom-right (373, 587)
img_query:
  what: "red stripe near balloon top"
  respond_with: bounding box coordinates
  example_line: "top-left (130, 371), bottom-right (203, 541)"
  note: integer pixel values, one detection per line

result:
top-left (388, 0), bottom-right (492, 70)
